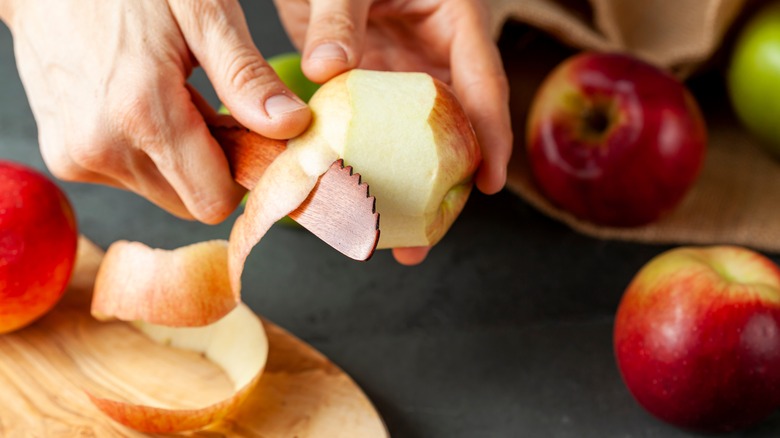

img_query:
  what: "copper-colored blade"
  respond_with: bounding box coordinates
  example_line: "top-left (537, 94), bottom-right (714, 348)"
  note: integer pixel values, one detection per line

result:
top-left (211, 124), bottom-right (379, 261)
top-left (289, 159), bottom-right (379, 261)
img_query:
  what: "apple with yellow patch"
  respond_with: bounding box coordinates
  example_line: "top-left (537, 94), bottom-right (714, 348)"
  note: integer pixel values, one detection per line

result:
top-left (614, 246), bottom-right (780, 433)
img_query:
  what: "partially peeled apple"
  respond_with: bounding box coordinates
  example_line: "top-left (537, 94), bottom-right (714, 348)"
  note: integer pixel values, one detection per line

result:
top-left (229, 69), bottom-right (481, 296)
top-left (223, 69), bottom-right (480, 248)
top-left (259, 69), bottom-right (481, 249)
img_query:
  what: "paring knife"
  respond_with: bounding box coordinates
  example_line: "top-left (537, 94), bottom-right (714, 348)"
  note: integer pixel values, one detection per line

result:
top-left (209, 123), bottom-right (380, 261)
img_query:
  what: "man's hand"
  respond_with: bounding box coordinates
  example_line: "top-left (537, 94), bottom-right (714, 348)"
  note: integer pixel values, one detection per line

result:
top-left (4, 0), bottom-right (311, 223)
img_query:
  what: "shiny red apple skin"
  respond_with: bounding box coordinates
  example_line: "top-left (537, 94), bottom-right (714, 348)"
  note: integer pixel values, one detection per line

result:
top-left (0, 161), bottom-right (78, 333)
top-left (526, 52), bottom-right (707, 227)
top-left (614, 246), bottom-right (780, 433)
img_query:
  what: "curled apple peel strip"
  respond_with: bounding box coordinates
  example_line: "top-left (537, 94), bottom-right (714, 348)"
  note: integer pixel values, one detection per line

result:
top-left (87, 303), bottom-right (269, 434)
top-left (87, 126), bottom-right (337, 433)
top-left (228, 137), bottom-right (338, 296)
top-left (91, 240), bottom-right (236, 327)
top-left (91, 140), bottom-right (336, 326)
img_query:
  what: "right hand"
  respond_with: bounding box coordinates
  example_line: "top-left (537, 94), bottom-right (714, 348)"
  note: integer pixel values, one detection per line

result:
top-left (2, 0), bottom-right (311, 224)
top-left (275, 0), bottom-right (513, 265)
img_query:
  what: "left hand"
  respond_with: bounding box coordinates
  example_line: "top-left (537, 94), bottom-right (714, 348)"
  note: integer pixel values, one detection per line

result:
top-left (274, 0), bottom-right (513, 265)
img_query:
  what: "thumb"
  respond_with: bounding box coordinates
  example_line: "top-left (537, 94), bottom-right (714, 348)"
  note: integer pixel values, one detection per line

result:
top-left (169, 0), bottom-right (310, 139)
top-left (300, 0), bottom-right (371, 83)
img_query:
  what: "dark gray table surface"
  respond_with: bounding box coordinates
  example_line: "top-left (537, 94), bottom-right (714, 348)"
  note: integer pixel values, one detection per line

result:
top-left (1, 3), bottom-right (779, 437)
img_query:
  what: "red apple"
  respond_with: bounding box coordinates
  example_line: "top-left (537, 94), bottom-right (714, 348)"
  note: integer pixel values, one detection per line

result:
top-left (526, 52), bottom-right (707, 227)
top-left (0, 161), bottom-right (78, 333)
top-left (614, 246), bottom-right (780, 433)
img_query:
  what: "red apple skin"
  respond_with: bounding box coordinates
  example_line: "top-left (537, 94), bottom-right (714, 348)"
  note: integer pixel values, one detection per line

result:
top-left (614, 246), bottom-right (780, 433)
top-left (526, 52), bottom-right (707, 227)
top-left (0, 161), bottom-right (78, 333)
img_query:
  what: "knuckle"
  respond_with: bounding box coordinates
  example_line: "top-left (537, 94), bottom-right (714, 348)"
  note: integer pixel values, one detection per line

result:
top-left (63, 121), bottom-right (114, 172)
top-left (109, 89), bottom-right (173, 159)
top-left (188, 190), bottom-right (236, 224)
top-left (68, 141), bottom-right (109, 171)
top-left (38, 133), bottom-right (86, 181)
top-left (42, 149), bottom-right (83, 181)
top-left (460, 69), bottom-right (510, 104)
top-left (225, 54), bottom-right (277, 92)
top-left (45, 159), bottom-right (82, 181)
top-left (114, 93), bottom-right (155, 134)
top-left (494, 71), bottom-right (510, 101)
top-left (194, 0), bottom-right (233, 24)
top-left (310, 10), bottom-right (357, 40)
top-left (183, 0), bottom-right (234, 35)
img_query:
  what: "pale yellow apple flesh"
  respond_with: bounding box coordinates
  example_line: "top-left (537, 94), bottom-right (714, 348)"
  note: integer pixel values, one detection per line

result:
top-left (300, 70), bottom-right (481, 249)
top-left (88, 303), bottom-right (268, 434)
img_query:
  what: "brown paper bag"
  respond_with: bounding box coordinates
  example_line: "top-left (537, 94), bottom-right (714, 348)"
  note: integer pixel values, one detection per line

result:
top-left (490, 0), bottom-right (780, 254)
top-left (488, 0), bottom-right (749, 75)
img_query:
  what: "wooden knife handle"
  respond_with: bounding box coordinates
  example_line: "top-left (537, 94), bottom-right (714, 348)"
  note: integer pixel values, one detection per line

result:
top-left (208, 121), bottom-right (380, 261)
top-left (209, 124), bottom-right (287, 190)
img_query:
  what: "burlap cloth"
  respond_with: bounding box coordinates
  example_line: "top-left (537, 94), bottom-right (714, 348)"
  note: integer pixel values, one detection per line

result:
top-left (489, 0), bottom-right (780, 253)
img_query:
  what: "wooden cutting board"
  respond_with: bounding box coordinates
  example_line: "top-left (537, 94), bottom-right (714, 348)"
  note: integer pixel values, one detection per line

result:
top-left (0, 237), bottom-right (389, 437)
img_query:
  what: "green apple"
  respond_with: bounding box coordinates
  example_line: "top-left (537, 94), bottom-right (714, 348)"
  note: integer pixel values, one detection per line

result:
top-left (267, 52), bottom-right (321, 103)
top-left (728, 1), bottom-right (780, 157)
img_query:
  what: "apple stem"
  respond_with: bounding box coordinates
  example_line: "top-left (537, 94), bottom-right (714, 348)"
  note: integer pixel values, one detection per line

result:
top-left (583, 106), bottom-right (610, 136)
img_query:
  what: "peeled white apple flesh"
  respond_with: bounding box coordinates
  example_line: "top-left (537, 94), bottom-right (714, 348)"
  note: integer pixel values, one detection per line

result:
top-left (296, 70), bottom-right (481, 249)
top-left (88, 303), bottom-right (268, 434)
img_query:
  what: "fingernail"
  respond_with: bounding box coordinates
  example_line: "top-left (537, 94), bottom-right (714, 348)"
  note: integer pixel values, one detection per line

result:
top-left (264, 94), bottom-right (306, 118)
top-left (309, 42), bottom-right (348, 62)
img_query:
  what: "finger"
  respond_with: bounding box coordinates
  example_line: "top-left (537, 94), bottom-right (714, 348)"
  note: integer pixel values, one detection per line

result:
top-left (169, 0), bottom-right (311, 140)
top-left (301, 0), bottom-right (372, 83)
top-left (42, 127), bottom-right (196, 220)
top-left (392, 246), bottom-right (431, 266)
top-left (123, 153), bottom-right (195, 221)
top-left (141, 86), bottom-right (246, 224)
top-left (449, 2), bottom-right (513, 195)
top-left (38, 125), bottom-right (129, 190)
top-left (41, 146), bottom-right (125, 190)
top-left (186, 83), bottom-right (219, 121)
top-left (187, 83), bottom-right (240, 129)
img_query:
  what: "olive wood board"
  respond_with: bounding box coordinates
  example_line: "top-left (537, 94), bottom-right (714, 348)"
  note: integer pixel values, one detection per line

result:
top-left (0, 237), bottom-right (389, 437)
